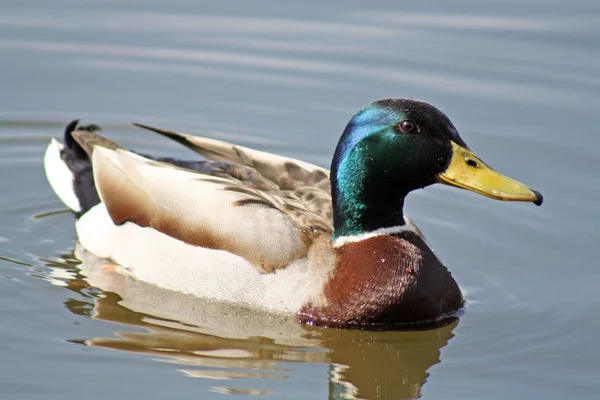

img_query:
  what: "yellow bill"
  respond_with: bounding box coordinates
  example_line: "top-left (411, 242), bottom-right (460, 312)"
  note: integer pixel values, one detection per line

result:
top-left (437, 141), bottom-right (543, 205)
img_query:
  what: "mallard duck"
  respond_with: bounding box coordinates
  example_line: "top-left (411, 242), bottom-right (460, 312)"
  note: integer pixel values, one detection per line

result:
top-left (44, 99), bottom-right (542, 328)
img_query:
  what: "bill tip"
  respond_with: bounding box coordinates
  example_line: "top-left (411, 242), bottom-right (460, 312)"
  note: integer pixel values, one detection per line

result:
top-left (531, 189), bottom-right (544, 206)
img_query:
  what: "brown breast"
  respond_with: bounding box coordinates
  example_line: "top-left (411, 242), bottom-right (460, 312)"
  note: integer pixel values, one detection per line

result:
top-left (299, 232), bottom-right (464, 328)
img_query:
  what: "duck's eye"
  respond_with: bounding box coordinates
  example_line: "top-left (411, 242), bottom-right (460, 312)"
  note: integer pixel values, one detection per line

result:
top-left (398, 120), bottom-right (418, 133)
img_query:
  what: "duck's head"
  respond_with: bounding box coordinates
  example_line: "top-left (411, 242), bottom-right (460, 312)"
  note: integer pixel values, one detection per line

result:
top-left (331, 98), bottom-right (543, 238)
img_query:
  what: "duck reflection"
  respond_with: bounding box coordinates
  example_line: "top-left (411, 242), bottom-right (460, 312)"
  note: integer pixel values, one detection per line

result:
top-left (56, 245), bottom-right (457, 400)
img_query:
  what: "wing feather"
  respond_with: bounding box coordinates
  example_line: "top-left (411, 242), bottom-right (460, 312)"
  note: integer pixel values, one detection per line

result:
top-left (92, 147), bottom-right (317, 273)
top-left (132, 123), bottom-right (331, 191)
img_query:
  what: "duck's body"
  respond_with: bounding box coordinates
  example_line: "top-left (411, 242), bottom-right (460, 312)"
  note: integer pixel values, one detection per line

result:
top-left (44, 99), bottom-right (542, 328)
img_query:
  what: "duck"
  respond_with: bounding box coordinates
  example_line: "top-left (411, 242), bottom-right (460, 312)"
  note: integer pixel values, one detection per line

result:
top-left (43, 98), bottom-right (543, 329)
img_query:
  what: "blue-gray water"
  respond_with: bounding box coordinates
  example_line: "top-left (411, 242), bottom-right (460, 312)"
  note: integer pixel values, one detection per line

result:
top-left (1, 1), bottom-right (599, 399)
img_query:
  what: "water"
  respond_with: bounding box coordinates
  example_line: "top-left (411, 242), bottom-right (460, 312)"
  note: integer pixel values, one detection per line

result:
top-left (1, 0), bottom-right (599, 399)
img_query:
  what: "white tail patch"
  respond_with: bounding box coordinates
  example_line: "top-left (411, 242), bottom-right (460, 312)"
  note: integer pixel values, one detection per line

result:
top-left (333, 224), bottom-right (414, 248)
top-left (44, 139), bottom-right (81, 212)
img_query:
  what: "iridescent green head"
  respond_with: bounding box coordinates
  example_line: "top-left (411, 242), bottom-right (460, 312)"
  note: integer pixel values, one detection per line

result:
top-left (331, 98), bottom-right (542, 238)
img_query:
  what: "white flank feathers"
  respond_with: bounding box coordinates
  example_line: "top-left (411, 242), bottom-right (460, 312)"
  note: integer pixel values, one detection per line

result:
top-left (75, 204), bottom-right (318, 313)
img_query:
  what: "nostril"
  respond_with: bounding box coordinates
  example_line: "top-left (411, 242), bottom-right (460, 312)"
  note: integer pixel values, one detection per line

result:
top-left (465, 158), bottom-right (479, 168)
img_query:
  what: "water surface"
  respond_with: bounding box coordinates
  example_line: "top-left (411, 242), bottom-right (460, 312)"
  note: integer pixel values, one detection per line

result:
top-left (1, 0), bottom-right (599, 399)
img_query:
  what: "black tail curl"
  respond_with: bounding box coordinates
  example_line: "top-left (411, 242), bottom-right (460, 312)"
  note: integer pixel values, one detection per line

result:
top-left (61, 120), bottom-right (102, 217)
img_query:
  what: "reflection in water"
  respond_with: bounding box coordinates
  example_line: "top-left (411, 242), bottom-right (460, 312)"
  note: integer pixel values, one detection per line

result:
top-left (52, 245), bottom-right (457, 399)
